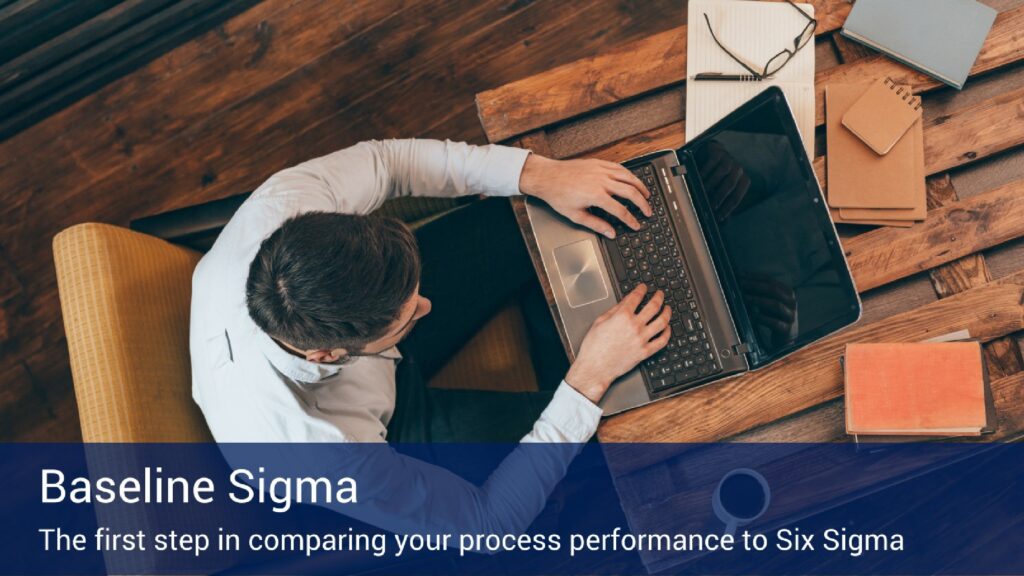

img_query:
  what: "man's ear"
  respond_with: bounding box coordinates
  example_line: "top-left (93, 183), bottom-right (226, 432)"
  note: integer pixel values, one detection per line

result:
top-left (305, 348), bottom-right (345, 363)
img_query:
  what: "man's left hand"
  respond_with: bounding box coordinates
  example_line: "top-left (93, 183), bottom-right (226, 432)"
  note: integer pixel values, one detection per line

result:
top-left (519, 154), bottom-right (652, 239)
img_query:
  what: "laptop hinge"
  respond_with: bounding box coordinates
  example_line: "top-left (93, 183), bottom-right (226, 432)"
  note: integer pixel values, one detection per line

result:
top-left (671, 165), bottom-right (686, 177)
top-left (732, 342), bottom-right (752, 355)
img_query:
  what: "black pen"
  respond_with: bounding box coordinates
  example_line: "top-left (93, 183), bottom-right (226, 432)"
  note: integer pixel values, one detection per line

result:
top-left (693, 72), bottom-right (765, 82)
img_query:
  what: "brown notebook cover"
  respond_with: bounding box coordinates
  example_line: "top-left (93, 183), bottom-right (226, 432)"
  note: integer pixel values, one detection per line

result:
top-left (825, 84), bottom-right (924, 214)
top-left (842, 78), bottom-right (921, 155)
top-left (839, 112), bottom-right (926, 222)
top-left (844, 342), bottom-right (988, 436)
top-left (829, 208), bottom-right (913, 227)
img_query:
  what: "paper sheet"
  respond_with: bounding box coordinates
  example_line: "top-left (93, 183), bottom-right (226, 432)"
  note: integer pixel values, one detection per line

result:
top-left (686, 0), bottom-right (816, 158)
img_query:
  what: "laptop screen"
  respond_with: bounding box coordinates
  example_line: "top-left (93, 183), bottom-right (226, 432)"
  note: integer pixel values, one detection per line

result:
top-left (682, 88), bottom-right (860, 368)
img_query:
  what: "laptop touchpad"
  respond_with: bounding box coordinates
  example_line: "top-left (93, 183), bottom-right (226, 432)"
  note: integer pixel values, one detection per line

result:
top-left (553, 240), bottom-right (608, 308)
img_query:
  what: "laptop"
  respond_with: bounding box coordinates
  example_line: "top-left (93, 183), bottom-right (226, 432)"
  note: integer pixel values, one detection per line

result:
top-left (527, 87), bottom-right (862, 415)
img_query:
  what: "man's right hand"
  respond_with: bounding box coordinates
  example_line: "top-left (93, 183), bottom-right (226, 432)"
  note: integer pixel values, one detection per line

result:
top-left (565, 284), bottom-right (672, 403)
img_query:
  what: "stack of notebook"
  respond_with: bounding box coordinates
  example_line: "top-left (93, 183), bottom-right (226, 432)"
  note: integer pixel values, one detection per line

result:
top-left (825, 79), bottom-right (926, 227)
top-left (843, 342), bottom-right (994, 440)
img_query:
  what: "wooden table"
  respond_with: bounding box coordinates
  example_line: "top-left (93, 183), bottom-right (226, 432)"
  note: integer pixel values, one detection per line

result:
top-left (476, 0), bottom-right (1024, 570)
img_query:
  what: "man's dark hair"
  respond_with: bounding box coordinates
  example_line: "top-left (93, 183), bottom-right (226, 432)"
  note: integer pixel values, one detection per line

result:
top-left (246, 212), bottom-right (420, 352)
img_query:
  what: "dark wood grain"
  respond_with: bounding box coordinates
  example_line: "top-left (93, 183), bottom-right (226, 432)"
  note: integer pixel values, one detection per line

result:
top-left (0, 0), bottom-right (259, 139)
top-left (0, 0), bottom-right (118, 64)
top-left (0, 0), bottom-right (691, 441)
top-left (926, 175), bottom-right (994, 297)
top-left (831, 32), bottom-right (876, 64)
top-left (0, 0), bottom-right (175, 91)
top-left (846, 178), bottom-right (1024, 292)
top-left (0, 0), bottom-right (400, 203)
top-left (924, 175), bottom-right (1024, 379)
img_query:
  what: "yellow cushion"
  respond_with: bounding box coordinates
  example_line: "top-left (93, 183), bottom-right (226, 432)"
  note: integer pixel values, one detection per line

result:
top-left (53, 223), bottom-right (211, 442)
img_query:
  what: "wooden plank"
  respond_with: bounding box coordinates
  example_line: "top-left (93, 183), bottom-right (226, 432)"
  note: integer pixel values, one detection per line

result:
top-left (0, 0), bottom-right (118, 65)
top-left (0, 0), bottom-right (176, 92)
top-left (921, 86), bottom-right (1024, 175)
top-left (983, 338), bottom-right (1024, 380)
top-left (329, 0), bottom-right (682, 163)
top-left (846, 178), bottom-right (1024, 292)
top-left (831, 31), bottom-right (875, 63)
top-left (728, 398), bottom-right (846, 442)
top-left (0, 0), bottom-right (665, 248)
top-left (476, 27), bottom-right (685, 144)
top-left (0, 0), bottom-right (686, 441)
top-left (476, 4), bottom-right (1024, 143)
top-left (0, 0), bottom-right (260, 140)
top-left (0, 0), bottom-right (399, 221)
top-left (583, 120), bottom-right (685, 163)
top-left (985, 371), bottom-right (1024, 440)
top-left (475, 0), bottom-right (854, 143)
top-left (0, 0), bottom-right (533, 359)
top-left (598, 271), bottom-right (1024, 469)
top-left (924, 175), bottom-right (1024, 379)
top-left (927, 175), bottom-right (993, 297)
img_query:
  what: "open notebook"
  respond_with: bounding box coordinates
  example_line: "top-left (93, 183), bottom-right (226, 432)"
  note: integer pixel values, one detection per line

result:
top-left (686, 0), bottom-right (816, 159)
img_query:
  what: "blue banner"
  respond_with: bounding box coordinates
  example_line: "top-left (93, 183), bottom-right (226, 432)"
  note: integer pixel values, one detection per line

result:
top-left (1, 442), bottom-right (1020, 575)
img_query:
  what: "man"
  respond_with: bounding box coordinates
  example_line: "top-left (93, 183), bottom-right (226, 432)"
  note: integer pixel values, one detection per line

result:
top-left (191, 139), bottom-right (671, 535)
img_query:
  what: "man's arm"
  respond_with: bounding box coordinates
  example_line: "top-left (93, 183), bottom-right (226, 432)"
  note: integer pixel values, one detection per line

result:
top-left (274, 139), bottom-right (528, 215)
top-left (273, 138), bottom-right (653, 236)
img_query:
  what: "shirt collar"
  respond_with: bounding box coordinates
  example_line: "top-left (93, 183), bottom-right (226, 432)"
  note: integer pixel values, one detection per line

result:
top-left (256, 330), bottom-right (401, 383)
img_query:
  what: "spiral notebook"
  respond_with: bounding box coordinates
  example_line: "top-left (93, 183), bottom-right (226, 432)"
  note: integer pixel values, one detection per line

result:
top-left (842, 78), bottom-right (921, 155)
top-left (825, 80), bottom-right (925, 225)
top-left (686, 0), bottom-right (815, 158)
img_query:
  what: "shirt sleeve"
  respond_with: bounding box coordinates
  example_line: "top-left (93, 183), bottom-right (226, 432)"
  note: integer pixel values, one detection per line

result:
top-left (268, 139), bottom-right (531, 215)
top-left (520, 381), bottom-right (604, 443)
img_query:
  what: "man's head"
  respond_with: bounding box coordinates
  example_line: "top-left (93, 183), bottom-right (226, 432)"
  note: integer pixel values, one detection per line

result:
top-left (246, 212), bottom-right (432, 363)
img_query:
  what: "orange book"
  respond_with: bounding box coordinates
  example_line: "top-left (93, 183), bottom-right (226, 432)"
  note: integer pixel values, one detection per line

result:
top-left (844, 342), bottom-right (987, 436)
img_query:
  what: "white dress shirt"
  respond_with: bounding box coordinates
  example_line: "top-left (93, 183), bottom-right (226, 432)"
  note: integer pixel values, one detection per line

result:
top-left (190, 139), bottom-right (603, 535)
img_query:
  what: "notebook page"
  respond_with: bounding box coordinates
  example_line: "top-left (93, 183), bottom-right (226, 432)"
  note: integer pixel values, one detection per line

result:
top-left (686, 0), bottom-right (816, 158)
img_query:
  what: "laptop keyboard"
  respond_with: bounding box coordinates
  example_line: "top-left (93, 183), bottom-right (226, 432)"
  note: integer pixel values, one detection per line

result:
top-left (602, 163), bottom-right (721, 393)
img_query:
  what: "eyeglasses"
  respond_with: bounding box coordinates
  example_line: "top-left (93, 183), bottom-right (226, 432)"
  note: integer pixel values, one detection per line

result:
top-left (702, 0), bottom-right (817, 80)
